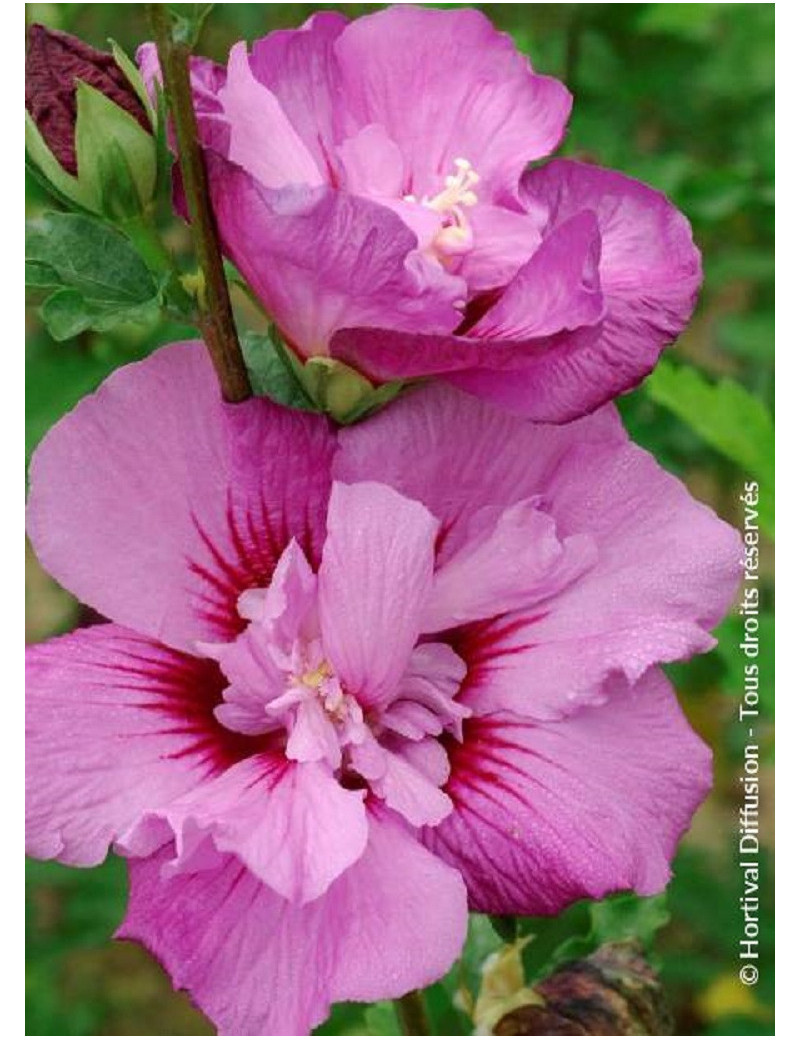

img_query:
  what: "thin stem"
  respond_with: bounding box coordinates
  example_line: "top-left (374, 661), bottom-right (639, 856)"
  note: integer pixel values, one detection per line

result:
top-left (395, 991), bottom-right (430, 1036)
top-left (147, 4), bottom-right (251, 403)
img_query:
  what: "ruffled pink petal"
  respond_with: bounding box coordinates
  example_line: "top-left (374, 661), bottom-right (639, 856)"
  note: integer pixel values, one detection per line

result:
top-left (329, 211), bottom-right (605, 382)
top-left (422, 496), bottom-right (597, 632)
top-left (487, 158), bottom-right (702, 421)
top-left (337, 385), bottom-right (741, 718)
top-left (384, 643), bottom-right (469, 740)
top-left (454, 202), bottom-right (545, 293)
top-left (319, 482), bottom-right (438, 710)
top-left (367, 747), bottom-right (453, 828)
top-left (118, 810), bottom-right (467, 1035)
top-left (471, 210), bottom-right (605, 339)
top-left (218, 42), bottom-right (324, 189)
top-left (26, 624), bottom-right (254, 866)
top-left (209, 542), bottom-right (319, 736)
top-left (425, 669), bottom-right (711, 915)
top-left (333, 6), bottom-right (571, 200)
top-left (27, 342), bottom-right (335, 652)
top-left (206, 154), bottom-right (464, 356)
top-left (285, 698), bottom-right (342, 768)
top-left (452, 413), bottom-right (742, 719)
top-left (120, 755), bottom-right (368, 905)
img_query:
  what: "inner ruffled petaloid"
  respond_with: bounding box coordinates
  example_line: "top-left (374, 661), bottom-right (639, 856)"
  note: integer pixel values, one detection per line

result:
top-left (201, 540), bottom-right (470, 828)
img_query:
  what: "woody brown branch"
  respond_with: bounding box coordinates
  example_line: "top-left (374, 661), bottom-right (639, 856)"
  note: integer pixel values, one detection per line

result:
top-left (147, 4), bottom-right (252, 404)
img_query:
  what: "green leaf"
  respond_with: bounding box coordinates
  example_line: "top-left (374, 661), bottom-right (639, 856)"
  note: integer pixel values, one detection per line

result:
top-left (645, 361), bottom-right (774, 533)
top-left (241, 330), bottom-right (320, 413)
top-left (590, 892), bottom-right (670, 951)
top-left (489, 915), bottom-right (519, 943)
top-left (26, 212), bottom-right (159, 340)
top-left (40, 289), bottom-right (158, 342)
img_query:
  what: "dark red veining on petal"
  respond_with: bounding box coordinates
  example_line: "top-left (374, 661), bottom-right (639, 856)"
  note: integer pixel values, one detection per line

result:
top-left (428, 716), bottom-right (596, 913)
top-left (78, 630), bottom-right (265, 772)
top-left (442, 612), bottom-right (545, 699)
top-left (187, 490), bottom-right (322, 640)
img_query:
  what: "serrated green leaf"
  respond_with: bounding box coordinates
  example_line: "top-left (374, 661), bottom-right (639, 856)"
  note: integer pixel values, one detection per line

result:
top-left (645, 362), bottom-right (774, 533)
top-left (27, 212), bottom-right (159, 340)
top-left (25, 260), bottom-right (61, 291)
top-left (27, 213), bottom-right (157, 304)
top-left (41, 289), bottom-right (158, 342)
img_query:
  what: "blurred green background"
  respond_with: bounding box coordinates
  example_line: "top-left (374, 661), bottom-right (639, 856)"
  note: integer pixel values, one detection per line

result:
top-left (26, 3), bottom-right (775, 1035)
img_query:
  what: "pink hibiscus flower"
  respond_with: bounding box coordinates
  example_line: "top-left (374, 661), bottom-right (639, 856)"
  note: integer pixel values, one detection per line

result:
top-left (140, 5), bottom-right (701, 421)
top-left (26, 343), bottom-right (739, 1034)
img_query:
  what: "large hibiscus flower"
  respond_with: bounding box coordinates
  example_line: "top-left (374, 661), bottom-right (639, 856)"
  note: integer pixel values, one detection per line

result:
top-left (26, 343), bottom-right (738, 1034)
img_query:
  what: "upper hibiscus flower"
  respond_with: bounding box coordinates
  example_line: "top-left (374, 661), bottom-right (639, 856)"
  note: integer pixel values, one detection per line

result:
top-left (27, 342), bottom-right (739, 1035)
top-left (140, 5), bottom-right (701, 421)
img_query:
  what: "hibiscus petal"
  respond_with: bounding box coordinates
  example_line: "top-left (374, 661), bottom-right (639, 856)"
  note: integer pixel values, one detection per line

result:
top-left (27, 342), bottom-right (335, 651)
top-left (385, 643), bottom-right (469, 740)
top-left (454, 202), bottom-right (545, 293)
top-left (335, 382), bottom-right (625, 564)
top-left (319, 481), bottom-right (438, 709)
top-left (374, 749), bottom-right (453, 828)
top-left (118, 811), bottom-right (467, 1035)
top-left (337, 123), bottom-right (405, 198)
top-left (471, 210), bottom-right (605, 339)
top-left (333, 6), bottom-right (571, 200)
top-left (453, 421), bottom-right (742, 719)
top-left (121, 755), bottom-right (368, 905)
top-left (330, 210), bottom-right (605, 383)
top-left (490, 158), bottom-right (702, 421)
top-left (425, 669), bottom-right (711, 915)
top-left (248, 11), bottom-right (349, 176)
top-left (209, 542), bottom-right (319, 736)
top-left (218, 41), bottom-right (324, 189)
top-left (205, 153), bottom-right (463, 357)
top-left (422, 496), bottom-right (597, 632)
top-left (26, 624), bottom-right (252, 866)
top-left (337, 385), bottom-right (740, 719)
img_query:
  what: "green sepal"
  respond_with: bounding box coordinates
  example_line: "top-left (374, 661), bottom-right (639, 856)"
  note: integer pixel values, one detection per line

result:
top-left (25, 111), bottom-right (94, 211)
top-left (296, 356), bottom-right (406, 424)
top-left (74, 81), bottom-right (157, 219)
top-left (109, 38), bottom-right (156, 125)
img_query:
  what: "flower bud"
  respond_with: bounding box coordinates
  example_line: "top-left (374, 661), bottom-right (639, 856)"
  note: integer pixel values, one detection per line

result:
top-left (25, 24), bottom-right (157, 219)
